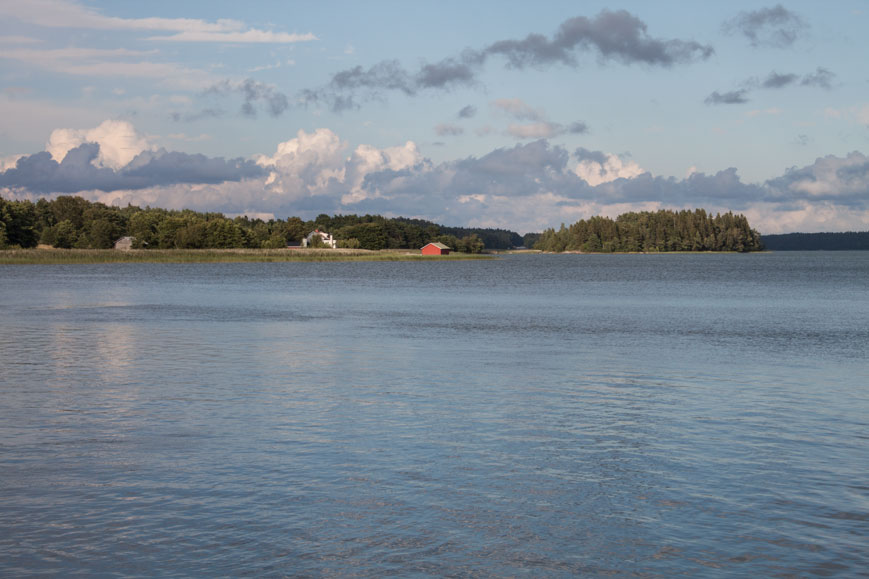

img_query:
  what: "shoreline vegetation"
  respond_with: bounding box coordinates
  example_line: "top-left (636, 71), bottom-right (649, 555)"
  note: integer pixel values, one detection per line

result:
top-left (1, 194), bottom-right (783, 258)
top-left (0, 247), bottom-right (492, 265)
top-left (0, 195), bottom-right (515, 254)
top-left (1, 247), bottom-right (768, 265)
top-left (760, 231), bottom-right (869, 251)
top-left (533, 209), bottom-right (764, 253)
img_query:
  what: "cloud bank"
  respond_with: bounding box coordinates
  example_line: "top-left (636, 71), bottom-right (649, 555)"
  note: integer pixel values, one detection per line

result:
top-left (2, 121), bottom-right (868, 235)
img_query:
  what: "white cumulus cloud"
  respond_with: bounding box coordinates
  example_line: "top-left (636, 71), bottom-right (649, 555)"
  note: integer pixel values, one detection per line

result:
top-left (46, 119), bottom-right (154, 170)
top-left (254, 128), bottom-right (424, 206)
top-left (1, 154), bottom-right (24, 172)
top-left (575, 152), bottom-right (645, 186)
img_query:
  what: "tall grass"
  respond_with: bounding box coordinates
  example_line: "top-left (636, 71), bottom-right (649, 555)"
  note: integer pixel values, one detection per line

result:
top-left (0, 248), bottom-right (493, 265)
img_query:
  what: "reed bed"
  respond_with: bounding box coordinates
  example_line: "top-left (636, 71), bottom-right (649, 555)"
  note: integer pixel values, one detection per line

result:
top-left (0, 248), bottom-right (492, 265)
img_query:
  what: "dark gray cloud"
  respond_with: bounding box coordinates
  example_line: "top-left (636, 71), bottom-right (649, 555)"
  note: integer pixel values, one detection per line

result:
top-left (762, 71), bottom-right (799, 89)
top-left (755, 68), bottom-right (834, 90)
top-left (723, 4), bottom-right (807, 48)
top-left (705, 89), bottom-right (750, 105)
top-left (415, 57), bottom-right (479, 90)
top-left (306, 10), bottom-right (713, 110)
top-left (0, 143), bottom-right (265, 194)
top-left (302, 60), bottom-right (415, 111)
top-left (204, 78), bottom-right (289, 118)
top-left (330, 60), bottom-right (416, 95)
top-left (458, 105), bottom-right (477, 119)
top-left (574, 147), bottom-right (609, 164)
top-left (706, 67), bottom-right (835, 104)
top-left (458, 140), bottom-right (571, 180)
top-left (485, 10), bottom-right (713, 69)
top-left (590, 167), bottom-right (766, 205)
top-left (123, 149), bottom-right (266, 185)
top-left (567, 122), bottom-right (589, 134)
top-left (800, 67), bottom-right (835, 89)
top-left (0, 145), bottom-right (125, 194)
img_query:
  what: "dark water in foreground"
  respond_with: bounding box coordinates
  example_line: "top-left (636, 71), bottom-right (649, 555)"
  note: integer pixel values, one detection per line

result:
top-left (1, 252), bottom-right (867, 577)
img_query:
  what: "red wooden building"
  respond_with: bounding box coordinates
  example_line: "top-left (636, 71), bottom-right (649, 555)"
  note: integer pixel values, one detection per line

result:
top-left (421, 242), bottom-right (450, 255)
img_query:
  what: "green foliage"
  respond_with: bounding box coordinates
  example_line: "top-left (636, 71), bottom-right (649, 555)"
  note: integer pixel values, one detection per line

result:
top-left (83, 218), bottom-right (123, 249)
top-left (52, 220), bottom-right (80, 248)
top-left (306, 233), bottom-right (328, 249)
top-left (760, 231), bottom-right (869, 251)
top-left (338, 237), bottom-right (361, 249)
top-left (0, 196), bottom-right (770, 255)
top-left (48, 195), bottom-right (90, 229)
top-left (533, 210), bottom-right (763, 253)
top-left (1, 195), bottom-right (521, 252)
top-left (521, 233), bottom-right (541, 249)
top-left (435, 222), bottom-right (522, 249)
top-left (128, 210), bottom-right (165, 247)
top-left (261, 232), bottom-right (289, 249)
top-left (0, 198), bottom-right (39, 248)
top-left (459, 234), bottom-right (485, 254)
top-left (336, 222), bottom-right (388, 250)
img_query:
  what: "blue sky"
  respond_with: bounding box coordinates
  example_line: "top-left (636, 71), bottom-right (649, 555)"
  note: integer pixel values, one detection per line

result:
top-left (1, 0), bottom-right (868, 233)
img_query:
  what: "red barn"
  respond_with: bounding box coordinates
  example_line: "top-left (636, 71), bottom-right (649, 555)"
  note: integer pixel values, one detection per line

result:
top-left (421, 242), bottom-right (450, 255)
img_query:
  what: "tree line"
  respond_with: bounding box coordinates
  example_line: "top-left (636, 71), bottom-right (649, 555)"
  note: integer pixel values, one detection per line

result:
top-left (0, 196), bottom-right (504, 252)
top-left (1, 197), bottom-right (770, 254)
top-left (533, 209), bottom-right (764, 253)
top-left (760, 231), bottom-right (869, 251)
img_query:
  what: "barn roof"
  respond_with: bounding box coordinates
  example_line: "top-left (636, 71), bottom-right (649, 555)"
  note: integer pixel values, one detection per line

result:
top-left (423, 242), bottom-right (450, 250)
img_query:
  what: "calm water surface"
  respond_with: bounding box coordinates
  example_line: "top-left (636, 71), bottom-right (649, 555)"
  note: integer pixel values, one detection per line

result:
top-left (1, 253), bottom-right (867, 576)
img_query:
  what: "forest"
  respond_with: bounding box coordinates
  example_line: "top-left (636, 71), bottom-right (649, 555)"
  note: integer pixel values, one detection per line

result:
top-left (1, 197), bottom-right (768, 254)
top-left (0, 196), bottom-right (515, 253)
top-left (533, 209), bottom-right (764, 253)
top-left (760, 231), bottom-right (869, 251)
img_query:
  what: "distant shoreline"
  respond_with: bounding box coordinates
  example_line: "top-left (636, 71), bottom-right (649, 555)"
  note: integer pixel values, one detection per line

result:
top-left (0, 248), bottom-right (493, 265)
top-left (497, 249), bottom-right (754, 255)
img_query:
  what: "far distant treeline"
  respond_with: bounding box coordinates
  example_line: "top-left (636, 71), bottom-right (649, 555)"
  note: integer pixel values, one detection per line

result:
top-left (760, 231), bottom-right (869, 251)
top-left (534, 209), bottom-right (764, 253)
top-left (0, 195), bottom-right (520, 252)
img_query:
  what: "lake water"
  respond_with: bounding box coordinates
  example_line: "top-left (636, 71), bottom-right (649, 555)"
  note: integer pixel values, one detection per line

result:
top-left (1, 252), bottom-right (867, 577)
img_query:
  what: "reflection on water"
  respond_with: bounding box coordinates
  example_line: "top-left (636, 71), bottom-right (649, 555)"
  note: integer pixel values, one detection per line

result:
top-left (1, 254), bottom-right (867, 576)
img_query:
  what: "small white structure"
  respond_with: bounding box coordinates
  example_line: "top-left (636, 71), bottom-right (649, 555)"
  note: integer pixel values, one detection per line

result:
top-left (302, 229), bottom-right (337, 248)
top-left (114, 236), bottom-right (136, 250)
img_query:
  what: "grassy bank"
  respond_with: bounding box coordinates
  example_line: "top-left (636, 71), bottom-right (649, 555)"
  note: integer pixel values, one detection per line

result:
top-left (0, 248), bottom-right (493, 265)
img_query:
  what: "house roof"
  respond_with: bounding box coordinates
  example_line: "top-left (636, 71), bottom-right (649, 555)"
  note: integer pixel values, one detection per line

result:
top-left (423, 242), bottom-right (450, 250)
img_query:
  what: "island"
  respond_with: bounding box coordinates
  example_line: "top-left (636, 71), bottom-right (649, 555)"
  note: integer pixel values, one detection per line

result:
top-left (3, 196), bottom-right (768, 262)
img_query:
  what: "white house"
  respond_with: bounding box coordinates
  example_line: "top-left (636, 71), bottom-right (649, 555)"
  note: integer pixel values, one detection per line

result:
top-left (301, 229), bottom-right (337, 248)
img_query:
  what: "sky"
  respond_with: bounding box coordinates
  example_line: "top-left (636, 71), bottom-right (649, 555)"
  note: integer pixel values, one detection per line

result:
top-left (1, 0), bottom-right (868, 234)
